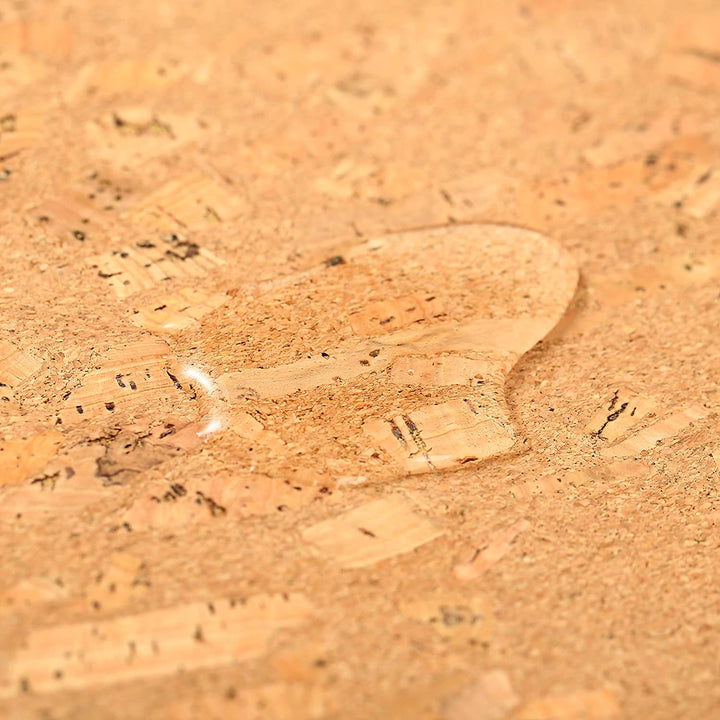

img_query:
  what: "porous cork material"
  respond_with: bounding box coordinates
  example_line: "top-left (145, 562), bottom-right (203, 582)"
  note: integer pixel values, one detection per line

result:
top-left (1, 1), bottom-right (719, 718)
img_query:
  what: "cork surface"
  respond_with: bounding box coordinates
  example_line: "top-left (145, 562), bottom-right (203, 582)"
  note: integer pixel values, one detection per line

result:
top-left (1, 0), bottom-right (720, 718)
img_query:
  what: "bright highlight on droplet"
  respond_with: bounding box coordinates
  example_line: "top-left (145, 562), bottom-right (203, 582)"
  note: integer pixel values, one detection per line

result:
top-left (198, 417), bottom-right (224, 436)
top-left (179, 364), bottom-right (227, 437)
top-left (182, 365), bottom-right (217, 395)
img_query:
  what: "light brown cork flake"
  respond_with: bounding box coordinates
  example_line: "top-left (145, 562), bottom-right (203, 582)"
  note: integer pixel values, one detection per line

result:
top-left (0, 340), bottom-right (42, 387)
top-left (0, 444), bottom-right (107, 521)
top-left (0, 106), bottom-right (44, 160)
top-left (600, 405), bottom-right (707, 459)
top-left (584, 387), bottom-right (708, 460)
top-left (2, 593), bottom-right (313, 696)
top-left (0, 18), bottom-right (73, 60)
top-left (86, 236), bottom-right (224, 299)
top-left (348, 293), bottom-right (447, 335)
top-left (56, 339), bottom-right (190, 425)
top-left (64, 59), bottom-right (186, 101)
top-left (127, 173), bottom-right (244, 231)
top-left (514, 689), bottom-right (621, 720)
top-left (363, 398), bottom-right (515, 474)
top-left (1, 577), bottom-right (69, 612)
top-left (0, 431), bottom-right (63, 486)
top-left (443, 670), bottom-right (519, 720)
top-left (123, 469), bottom-right (328, 529)
top-left (584, 386), bottom-right (656, 442)
top-left (301, 496), bottom-right (443, 568)
top-left (130, 287), bottom-right (229, 333)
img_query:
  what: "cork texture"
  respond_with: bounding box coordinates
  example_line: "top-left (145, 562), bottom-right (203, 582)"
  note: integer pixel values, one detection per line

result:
top-left (1, 0), bottom-right (720, 718)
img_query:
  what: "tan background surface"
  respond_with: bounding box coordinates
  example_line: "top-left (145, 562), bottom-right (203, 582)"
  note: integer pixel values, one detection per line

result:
top-left (1, 0), bottom-right (720, 718)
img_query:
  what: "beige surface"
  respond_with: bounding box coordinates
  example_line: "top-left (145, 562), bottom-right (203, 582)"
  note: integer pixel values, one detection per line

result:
top-left (1, 0), bottom-right (720, 718)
